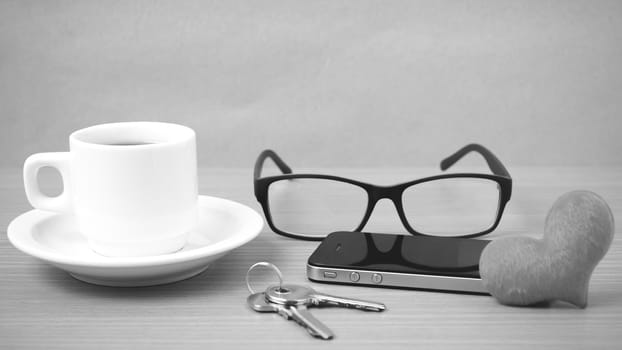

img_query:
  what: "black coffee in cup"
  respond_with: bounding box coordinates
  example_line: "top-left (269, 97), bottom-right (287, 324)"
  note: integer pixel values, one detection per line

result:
top-left (105, 142), bottom-right (155, 146)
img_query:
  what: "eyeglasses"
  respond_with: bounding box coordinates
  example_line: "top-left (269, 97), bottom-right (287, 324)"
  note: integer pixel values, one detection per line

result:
top-left (253, 144), bottom-right (512, 240)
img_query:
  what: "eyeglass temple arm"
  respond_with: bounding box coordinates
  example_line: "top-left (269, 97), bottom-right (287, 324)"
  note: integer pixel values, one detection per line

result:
top-left (440, 144), bottom-right (511, 178)
top-left (254, 149), bottom-right (293, 180)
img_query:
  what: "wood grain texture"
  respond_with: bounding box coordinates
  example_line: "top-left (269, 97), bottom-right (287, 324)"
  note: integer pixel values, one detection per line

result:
top-left (1, 166), bottom-right (621, 350)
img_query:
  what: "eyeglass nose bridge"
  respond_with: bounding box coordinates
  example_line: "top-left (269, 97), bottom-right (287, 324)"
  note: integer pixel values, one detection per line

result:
top-left (358, 185), bottom-right (405, 231)
top-left (367, 185), bottom-right (402, 203)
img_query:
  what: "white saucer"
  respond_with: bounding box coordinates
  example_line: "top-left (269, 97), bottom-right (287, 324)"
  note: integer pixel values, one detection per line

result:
top-left (7, 196), bottom-right (264, 287)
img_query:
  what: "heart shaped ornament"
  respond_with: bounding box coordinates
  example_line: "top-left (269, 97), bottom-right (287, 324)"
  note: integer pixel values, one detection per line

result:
top-left (480, 191), bottom-right (615, 308)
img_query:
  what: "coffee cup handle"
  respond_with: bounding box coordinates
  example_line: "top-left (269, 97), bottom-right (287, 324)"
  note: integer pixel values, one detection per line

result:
top-left (23, 152), bottom-right (72, 212)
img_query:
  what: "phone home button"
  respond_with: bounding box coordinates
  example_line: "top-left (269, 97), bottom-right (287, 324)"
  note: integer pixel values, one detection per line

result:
top-left (349, 272), bottom-right (360, 282)
top-left (371, 273), bottom-right (383, 284)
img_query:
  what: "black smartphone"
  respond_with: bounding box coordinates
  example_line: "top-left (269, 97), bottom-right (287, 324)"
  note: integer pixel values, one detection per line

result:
top-left (307, 231), bottom-right (491, 294)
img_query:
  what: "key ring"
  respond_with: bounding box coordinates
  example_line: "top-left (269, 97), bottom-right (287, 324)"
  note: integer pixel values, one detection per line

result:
top-left (246, 262), bottom-right (284, 294)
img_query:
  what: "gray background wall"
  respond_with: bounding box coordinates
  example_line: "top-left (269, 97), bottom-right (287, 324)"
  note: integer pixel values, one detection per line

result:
top-left (1, 0), bottom-right (621, 168)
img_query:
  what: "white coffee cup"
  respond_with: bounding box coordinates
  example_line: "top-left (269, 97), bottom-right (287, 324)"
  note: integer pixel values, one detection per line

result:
top-left (23, 122), bottom-right (198, 257)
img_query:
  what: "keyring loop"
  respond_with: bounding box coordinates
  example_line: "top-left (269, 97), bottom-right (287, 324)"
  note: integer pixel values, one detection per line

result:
top-left (246, 262), bottom-right (283, 294)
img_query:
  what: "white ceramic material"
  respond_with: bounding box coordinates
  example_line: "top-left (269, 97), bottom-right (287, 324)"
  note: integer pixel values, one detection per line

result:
top-left (7, 196), bottom-right (263, 287)
top-left (23, 122), bottom-right (198, 257)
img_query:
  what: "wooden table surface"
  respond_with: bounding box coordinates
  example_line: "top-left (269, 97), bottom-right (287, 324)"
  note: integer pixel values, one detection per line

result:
top-left (1, 166), bottom-right (621, 349)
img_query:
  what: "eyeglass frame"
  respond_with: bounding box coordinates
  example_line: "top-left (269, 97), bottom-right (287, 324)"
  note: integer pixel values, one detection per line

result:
top-left (254, 143), bottom-right (512, 241)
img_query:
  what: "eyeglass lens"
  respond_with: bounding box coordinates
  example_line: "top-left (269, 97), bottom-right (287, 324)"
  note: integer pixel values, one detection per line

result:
top-left (402, 178), bottom-right (500, 236)
top-left (268, 178), bottom-right (367, 237)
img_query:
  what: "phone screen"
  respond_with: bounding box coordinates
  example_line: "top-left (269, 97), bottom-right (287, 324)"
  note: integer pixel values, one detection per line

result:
top-left (308, 231), bottom-right (490, 278)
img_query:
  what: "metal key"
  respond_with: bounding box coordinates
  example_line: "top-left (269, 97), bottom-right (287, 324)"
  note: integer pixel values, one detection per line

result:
top-left (245, 262), bottom-right (385, 340)
top-left (247, 292), bottom-right (293, 320)
top-left (265, 283), bottom-right (386, 311)
top-left (247, 292), bottom-right (333, 340)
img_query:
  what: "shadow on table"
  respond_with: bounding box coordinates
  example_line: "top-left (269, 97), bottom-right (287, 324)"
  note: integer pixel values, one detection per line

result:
top-left (585, 289), bottom-right (622, 308)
